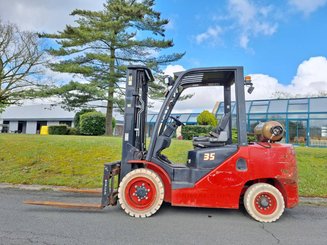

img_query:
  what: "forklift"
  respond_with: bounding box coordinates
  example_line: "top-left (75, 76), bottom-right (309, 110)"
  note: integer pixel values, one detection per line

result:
top-left (25, 66), bottom-right (299, 222)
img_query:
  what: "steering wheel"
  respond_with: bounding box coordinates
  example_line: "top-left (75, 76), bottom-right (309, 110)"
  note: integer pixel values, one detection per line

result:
top-left (170, 116), bottom-right (184, 126)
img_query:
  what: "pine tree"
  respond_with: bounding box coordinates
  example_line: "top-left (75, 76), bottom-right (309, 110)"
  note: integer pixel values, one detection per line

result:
top-left (40, 0), bottom-right (184, 135)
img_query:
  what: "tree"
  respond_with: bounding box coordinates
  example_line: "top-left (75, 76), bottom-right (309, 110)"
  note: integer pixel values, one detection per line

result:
top-left (40, 0), bottom-right (184, 135)
top-left (197, 110), bottom-right (217, 127)
top-left (0, 20), bottom-right (44, 112)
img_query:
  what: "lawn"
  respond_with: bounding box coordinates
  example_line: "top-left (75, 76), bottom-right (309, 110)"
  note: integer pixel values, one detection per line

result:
top-left (0, 134), bottom-right (326, 197)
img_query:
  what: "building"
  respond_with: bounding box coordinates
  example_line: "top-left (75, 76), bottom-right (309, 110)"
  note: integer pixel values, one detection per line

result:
top-left (0, 104), bottom-right (75, 134)
top-left (2, 97), bottom-right (327, 147)
top-left (215, 97), bottom-right (327, 147)
top-left (0, 104), bottom-right (123, 135)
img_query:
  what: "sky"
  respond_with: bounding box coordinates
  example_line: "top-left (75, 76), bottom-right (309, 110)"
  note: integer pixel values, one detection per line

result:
top-left (1, 0), bottom-right (327, 112)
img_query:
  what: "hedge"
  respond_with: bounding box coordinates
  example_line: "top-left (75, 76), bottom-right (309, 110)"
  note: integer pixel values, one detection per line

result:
top-left (182, 126), bottom-right (256, 142)
top-left (48, 125), bottom-right (69, 135)
top-left (181, 125), bottom-right (214, 140)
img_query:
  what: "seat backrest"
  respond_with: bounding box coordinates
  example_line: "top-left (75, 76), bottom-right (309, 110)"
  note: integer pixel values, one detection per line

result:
top-left (216, 112), bottom-right (231, 133)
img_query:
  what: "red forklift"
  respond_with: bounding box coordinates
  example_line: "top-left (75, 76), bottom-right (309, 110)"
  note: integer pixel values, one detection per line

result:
top-left (25, 66), bottom-right (299, 222)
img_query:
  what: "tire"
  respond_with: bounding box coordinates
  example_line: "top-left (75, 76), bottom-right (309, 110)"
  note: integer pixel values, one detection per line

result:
top-left (244, 183), bottom-right (285, 223)
top-left (118, 168), bottom-right (164, 218)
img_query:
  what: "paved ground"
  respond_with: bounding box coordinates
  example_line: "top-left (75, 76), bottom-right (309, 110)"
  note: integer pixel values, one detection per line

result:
top-left (0, 188), bottom-right (326, 245)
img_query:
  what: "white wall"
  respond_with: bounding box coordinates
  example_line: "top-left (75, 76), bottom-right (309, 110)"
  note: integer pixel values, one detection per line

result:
top-left (9, 121), bottom-right (18, 133)
top-left (26, 122), bottom-right (37, 134)
top-left (0, 119), bottom-right (3, 131)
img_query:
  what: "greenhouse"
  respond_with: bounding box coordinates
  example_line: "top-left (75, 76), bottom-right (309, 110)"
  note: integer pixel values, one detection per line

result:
top-left (147, 96), bottom-right (327, 147)
top-left (215, 97), bottom-right (327, 147)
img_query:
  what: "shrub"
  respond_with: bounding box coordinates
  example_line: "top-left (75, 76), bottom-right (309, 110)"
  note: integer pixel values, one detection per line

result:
top-left (181, 125), bottom-right (214, 140)
top-left (48, 125), bottom-right (68, 135)
top-left (197, 110), bottom-right (217, 127)
top-left (74, 109), bottom-right (96, 130)
top-left (80, 111), bottom-right (106, 136)
top-left (67, 127), bottom-right (78, 135)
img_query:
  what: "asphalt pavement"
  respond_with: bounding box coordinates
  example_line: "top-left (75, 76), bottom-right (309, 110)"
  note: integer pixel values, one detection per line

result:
top-left (0, 188), bottom-right (326, 245)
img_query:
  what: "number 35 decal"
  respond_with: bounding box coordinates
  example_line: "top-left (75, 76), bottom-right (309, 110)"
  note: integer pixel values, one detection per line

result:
top-left (203, 153), bottom-right (215, 161)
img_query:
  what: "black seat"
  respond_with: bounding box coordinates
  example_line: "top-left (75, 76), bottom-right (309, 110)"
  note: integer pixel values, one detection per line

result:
top-left (193, 112), bottom-right (231, 148)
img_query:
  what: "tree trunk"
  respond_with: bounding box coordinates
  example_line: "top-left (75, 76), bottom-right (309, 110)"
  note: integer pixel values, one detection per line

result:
top-left (105, 97), bottom-right (113, 135)
top-left (105, 47), bottom-right (116, 136)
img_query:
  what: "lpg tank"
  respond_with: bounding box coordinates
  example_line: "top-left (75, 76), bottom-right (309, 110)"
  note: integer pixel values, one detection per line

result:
top-left (254, 121), bottom-right (284, 142)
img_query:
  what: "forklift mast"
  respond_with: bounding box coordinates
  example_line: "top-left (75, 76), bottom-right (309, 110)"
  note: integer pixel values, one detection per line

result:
top-left (120, 66), bottom-right (154, 178)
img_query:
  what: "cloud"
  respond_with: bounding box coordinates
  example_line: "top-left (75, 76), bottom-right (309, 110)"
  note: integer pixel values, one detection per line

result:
top-left (247, 56), bottom-right (327, 99)
top-left (0, 0), bottom-right (103, 32)
top-left (288, 0), bottom-right (327, 15)
top-left (195, 0), bottom-right (278, 49)
top-left (163, 65), bottom-right (185, 77)
top-left (154, 56), bottom-right (327, 113)
top-left (195, 26), bottom-right (223, 45)
top-left (289, 56), bottom-right (327, 94)
top-left (227, 0), bottom-right (278, 49)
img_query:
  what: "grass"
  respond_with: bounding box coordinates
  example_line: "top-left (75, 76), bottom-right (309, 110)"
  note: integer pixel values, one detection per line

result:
top-left (0, 134), bottom-right (326, 197)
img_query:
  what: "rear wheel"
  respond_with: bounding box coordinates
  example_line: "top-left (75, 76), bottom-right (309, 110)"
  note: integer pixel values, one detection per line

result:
top-left (244, 183), bottom-right (285, 223)
top-left (118, 168), bottom-right (164, 218)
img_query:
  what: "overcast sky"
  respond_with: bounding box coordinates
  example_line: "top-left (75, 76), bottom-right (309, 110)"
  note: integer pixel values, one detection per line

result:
top-left (1, 0), bottom-right (327, 112)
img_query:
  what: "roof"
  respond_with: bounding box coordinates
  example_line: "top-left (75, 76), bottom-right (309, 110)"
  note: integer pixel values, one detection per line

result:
top-left (0, 104), bottom-right (124, 123)
top-left (0, 104), bottom-right (75, 121)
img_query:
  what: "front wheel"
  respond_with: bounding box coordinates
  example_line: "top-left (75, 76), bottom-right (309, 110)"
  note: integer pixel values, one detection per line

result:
top-left (118, 168), bottom-right (164, 218)
top-left (244, 183), bottom-right (285, 223)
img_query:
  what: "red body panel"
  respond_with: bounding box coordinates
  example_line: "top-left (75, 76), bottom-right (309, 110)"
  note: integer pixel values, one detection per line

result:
top-left (129, 143), bottom-right (299, 210)
top-left (171, 143), bottom-right (298, 209)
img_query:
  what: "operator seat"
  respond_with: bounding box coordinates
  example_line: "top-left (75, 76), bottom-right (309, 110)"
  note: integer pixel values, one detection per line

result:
top-left (192, 112), bottom-right (231, 148)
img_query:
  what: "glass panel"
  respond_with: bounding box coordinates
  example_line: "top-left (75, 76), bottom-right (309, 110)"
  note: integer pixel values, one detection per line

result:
top-left (188, 114), bottom-right (198, 123)
top-left (268, 100), bottom-right (288, 113)
top-left (309, 120), bottom-right (327, 147)
top-left (310, 98), bottom-right (327, 112)
top-left (232, 117), bottom-right (236, 129)
top-left (288, 98), bottom-right (308, 104)
top-left (268, 114), bottom-right (286, 120)
top-left (178, 114), bottom-right (190, 122)
top-left (249, 114), bottom-right (267, 119)
top-left (217, 102), bottom-right (225, 115)
top-left (250, 105), bottom-right (268, 113)
top-left (252, 100), bottom-right (269, 106)
top-left (288, 113), bottom-right (308, 119)
top-left (288, 104), bottom-right (308, 112)
top-left (288, 120), bottom-right (307, 145)
top-left (245, 101), bottom-right (251, 113)
top-left (310, 113), bottom-right (327, 119)
top-left (147, 114), bottom-right (154, 122)
top-left (150, 115), bottom-right (158, 122)
top-left (232, 103), bottom-right (237, 114)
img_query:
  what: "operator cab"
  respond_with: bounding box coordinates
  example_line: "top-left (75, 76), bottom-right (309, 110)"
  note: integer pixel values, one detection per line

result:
top-left (147, 68), bottom-right (250, 165)
top-left (121, 66), bottom-right (251, 187)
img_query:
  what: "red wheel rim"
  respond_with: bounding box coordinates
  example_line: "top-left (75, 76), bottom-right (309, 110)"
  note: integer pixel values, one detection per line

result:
top-left (254, 192), bottom-right (277, 215)
top-left (124, 177), bottom-right (156, 211)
